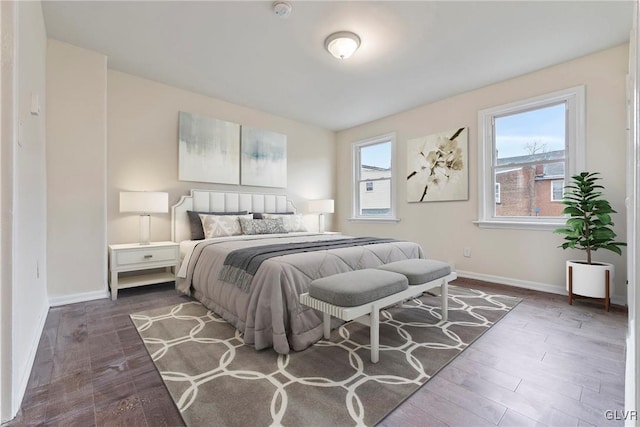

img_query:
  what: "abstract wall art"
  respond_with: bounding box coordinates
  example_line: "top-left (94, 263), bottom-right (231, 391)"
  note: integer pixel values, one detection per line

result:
top-left (178, 111), bottom-right (240, 184)
top-left (241, 126), bottom-right (287, 188)
top-left (407, 127), bottom-right (468, 202)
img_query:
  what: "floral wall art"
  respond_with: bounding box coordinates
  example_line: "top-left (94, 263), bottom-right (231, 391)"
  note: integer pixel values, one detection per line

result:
top-left (241, 126), bottom-right (287, 188)
top-left (178, 111), bottom-right (240, 184)
top-left (406, 127), bottom-right (468, 202)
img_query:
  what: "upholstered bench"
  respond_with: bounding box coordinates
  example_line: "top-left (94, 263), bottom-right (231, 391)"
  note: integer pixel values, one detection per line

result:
top-left (300, 269), bottom-right (408, 363)
top-left (300, 262), bottom-right (456, 363)
top-left (377, 259), bottom-right (452, 322)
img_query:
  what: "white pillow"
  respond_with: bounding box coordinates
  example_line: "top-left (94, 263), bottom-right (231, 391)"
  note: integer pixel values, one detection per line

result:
top-left (262, 213), bottom-right (308, 232)
top-left (199, 214), bottom-right (253, 238)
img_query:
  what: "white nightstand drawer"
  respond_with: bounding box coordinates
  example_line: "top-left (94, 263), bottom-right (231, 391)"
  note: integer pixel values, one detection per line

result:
top-left (116, 247), bottom-right (177, 266)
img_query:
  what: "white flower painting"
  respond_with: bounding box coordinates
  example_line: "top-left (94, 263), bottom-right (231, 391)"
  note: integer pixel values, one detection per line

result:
top-left (178, 111), bottom-right (240, 184)
top-left (407, 128), bottom-right (468, 202)
top-left (241, 126), bottom-right (287, 188)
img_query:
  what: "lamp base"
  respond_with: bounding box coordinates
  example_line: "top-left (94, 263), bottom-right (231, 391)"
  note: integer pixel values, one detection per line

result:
top-left (318, 213), bottom-right (325, 234)
top-left (139, 214), bottom-right (151, 245)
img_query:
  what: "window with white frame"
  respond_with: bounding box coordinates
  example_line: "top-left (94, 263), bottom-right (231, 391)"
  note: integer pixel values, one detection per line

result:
top-left (551, 180), bottom-right (565, 201)
top-left (477, 86), bottom-right (585, 230)
top-left (351, 133), bottom-right (397, 221)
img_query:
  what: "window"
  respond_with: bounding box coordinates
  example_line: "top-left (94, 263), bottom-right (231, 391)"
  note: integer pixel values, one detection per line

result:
top-left (551, 180), bottom-right (565, 201)
top-left (477, 86), bottom-right (585, 230)
top-left (351, 133), bottom-right (398, 221)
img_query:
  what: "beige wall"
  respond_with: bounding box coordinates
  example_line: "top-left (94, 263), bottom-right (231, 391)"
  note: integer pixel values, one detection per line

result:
top-left (0, 2), bottom-right (16, 420)
top-left (107, 70), bottom-right (336, 244)
top-left (8, 0), bottom-right (49, 418)
top-left (336, 45), bottom-right (629, 302)
top-left (46, 40), bottom-right (108, 301)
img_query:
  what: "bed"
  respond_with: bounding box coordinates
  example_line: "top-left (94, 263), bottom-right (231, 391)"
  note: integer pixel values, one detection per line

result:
top-left (172, 190), bottom-right (425, 354)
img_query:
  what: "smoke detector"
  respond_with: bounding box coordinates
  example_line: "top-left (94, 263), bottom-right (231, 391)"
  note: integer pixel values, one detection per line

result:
top-left (272, 1), bottom-right (292, 18)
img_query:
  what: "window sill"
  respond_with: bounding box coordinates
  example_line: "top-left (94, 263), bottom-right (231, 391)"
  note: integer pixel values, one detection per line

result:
top-left (473, 219), bottom-right (563, 231)
top-left (348, 217), bottom-right (401, 223)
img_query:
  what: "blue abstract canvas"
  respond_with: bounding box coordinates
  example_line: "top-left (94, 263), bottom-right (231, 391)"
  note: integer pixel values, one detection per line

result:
top-left (178, 111), bottom-right (240, 184)
top-left (241, 126), bottom-right (287, 188)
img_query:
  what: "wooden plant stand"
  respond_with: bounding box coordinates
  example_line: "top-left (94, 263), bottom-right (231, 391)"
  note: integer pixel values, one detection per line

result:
top-left (568, 265), bottom-right (610, 312)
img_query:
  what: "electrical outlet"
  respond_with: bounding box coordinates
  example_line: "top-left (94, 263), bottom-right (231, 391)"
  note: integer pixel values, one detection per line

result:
top-left (463, 247), bottom-right (471, 257)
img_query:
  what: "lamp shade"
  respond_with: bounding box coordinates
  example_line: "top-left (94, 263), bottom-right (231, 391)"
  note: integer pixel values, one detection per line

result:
top-left (120, 191), bottom-right (168, 214)
top-left (307, 199), bottom-right (334, 214)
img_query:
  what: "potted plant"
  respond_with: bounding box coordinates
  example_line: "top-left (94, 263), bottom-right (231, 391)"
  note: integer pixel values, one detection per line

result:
top-left (554, 172), bottom-right (625, 310)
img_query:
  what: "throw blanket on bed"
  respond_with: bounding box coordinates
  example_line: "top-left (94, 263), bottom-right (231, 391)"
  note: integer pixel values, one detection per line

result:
top-left (219, 237), bottom-right (397, 292)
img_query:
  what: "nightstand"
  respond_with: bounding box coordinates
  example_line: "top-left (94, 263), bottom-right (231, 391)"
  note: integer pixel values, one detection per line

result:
top-left (108, 241), bottom-right (180, 300)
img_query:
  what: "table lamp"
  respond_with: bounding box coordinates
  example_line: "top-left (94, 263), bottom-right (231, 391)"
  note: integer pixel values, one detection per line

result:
top-left (119, 191), bottom-right (169, 245)
top-left (307, 199), bottom-right (334, 233)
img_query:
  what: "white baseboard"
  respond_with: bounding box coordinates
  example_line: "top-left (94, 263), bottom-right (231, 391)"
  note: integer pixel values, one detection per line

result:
top-left (12, 301), bottom-right (48, 417)
top-left (49, 289), bottom-right (109, 307)
top-left (456, 270), bottom-right (627, 306)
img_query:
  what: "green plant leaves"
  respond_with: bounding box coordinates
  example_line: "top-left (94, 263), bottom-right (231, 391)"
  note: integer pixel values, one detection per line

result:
top-left (553, 171), bottom-right (626, 263)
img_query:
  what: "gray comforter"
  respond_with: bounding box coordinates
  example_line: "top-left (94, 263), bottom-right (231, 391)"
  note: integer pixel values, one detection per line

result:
top-left (177, 233), bottom-right (424, 354)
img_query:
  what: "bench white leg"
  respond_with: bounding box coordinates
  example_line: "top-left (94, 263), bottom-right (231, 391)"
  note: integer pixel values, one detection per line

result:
top-left (323, 312), bottom-right (331, 339)
top-left (441, 279), bottom-right (449, 322)
top-left (370, 306), bottom-right (380, 363)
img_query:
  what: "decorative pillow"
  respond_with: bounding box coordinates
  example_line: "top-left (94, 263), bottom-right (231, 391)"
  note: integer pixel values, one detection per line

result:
top-left (239, 217), bottom-right (287, 235)
top-left (253, 211), bottom-right (295, 220)
top-left (199, 214), bottom-right (252, 239)
top-left (187, 210), bottom-right (248, 240)
top-left (262, 213), bottom-right (308, 232)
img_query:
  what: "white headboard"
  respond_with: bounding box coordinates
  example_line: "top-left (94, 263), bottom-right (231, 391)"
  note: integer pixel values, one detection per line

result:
top-left (171, 189), bottom-right (297, 242)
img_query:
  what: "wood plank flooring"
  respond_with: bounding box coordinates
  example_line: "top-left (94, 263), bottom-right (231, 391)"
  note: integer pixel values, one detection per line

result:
top-left (3, 278), bottom-right (627, 426)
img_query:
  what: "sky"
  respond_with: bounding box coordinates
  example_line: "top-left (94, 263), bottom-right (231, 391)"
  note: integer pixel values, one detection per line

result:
top-left (361, 141), bottom-right (391, 168)
top-left (360, 102), bottom-right (565, 167)
top-left (495, 102), bottom-right (566, 159)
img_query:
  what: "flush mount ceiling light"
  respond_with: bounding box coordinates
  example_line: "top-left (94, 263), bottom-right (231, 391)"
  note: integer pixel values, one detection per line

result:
top-left (324, 31), bottom-right (361, 60)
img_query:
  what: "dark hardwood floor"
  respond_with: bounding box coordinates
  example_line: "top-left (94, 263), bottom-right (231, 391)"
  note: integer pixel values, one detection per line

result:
top-left (3, 278), bottom-right (627, 427)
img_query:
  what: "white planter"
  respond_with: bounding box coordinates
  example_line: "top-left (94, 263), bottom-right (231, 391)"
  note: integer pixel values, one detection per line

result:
top-left (566, 260), bottom-right (613, 299)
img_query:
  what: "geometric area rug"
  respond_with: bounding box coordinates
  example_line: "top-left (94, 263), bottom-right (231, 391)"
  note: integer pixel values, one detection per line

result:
top-left (130, 286), bottom-right (521, 427)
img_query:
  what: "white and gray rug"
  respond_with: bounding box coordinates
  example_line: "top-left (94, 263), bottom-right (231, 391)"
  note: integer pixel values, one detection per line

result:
top-left (131, 285), bottom-right (521, 426)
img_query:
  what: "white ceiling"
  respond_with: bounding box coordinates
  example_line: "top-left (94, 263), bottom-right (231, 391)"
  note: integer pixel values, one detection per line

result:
top-left (41, 1), bottom-right (633, 131)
